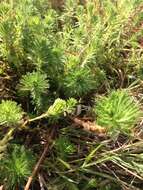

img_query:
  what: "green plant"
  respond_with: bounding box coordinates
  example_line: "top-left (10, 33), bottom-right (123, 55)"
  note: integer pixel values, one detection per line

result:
top-left (27, 97), bottom-right (77, 124)
top-left (55, 136), bottom-right (76, 159)
top-left (47, 98), bottom-right (77, 121)
top-left (18, 71), bottom-right (49, 110)
top-left (62, 67), bottom-right (97, 97)
top-left (94, 90), bottom-right (141, 137)
top-left (0, 1), bottom-right (23, 69)
top-left (0, 144), bottom-right (35, 190)
top-left (1, 0), bottom-right (143, 189)
top-left (47, 98), bottom-right (66, 116)
top-left (0, 100), bottom-right (23, 126)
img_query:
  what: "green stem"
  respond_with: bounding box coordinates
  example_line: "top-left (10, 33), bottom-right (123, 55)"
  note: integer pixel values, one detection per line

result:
top-left (28, 113), bottom-right (48, 122)
top-left (0, 128), bottom-right (15, 146)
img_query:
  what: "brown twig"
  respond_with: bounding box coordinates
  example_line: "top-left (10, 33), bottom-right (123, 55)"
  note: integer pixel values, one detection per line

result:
top-left (71, 117), bottom-right (106, 135)
top-left (24, 128), bottom-right (56, 190)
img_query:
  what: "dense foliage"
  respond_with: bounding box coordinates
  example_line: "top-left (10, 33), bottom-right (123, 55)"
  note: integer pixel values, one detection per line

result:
top-left (94, 90), bottom-right (141, 137)
top-left (0, 0), bottom-right (143, 189)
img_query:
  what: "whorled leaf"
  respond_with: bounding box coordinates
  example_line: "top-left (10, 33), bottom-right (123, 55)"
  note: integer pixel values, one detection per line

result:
top-left (94, 90), bottom-right (141, 136)
top-left (0, 100), bottom-right (23, 126)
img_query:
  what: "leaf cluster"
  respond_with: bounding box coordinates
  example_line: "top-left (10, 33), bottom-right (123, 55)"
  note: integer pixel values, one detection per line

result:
top-left (0, 100), bottom-right (23, 126)
top-left (94, 90), bottom-right (141, 137)
top-left (0, 144), bottom-right (35, 190)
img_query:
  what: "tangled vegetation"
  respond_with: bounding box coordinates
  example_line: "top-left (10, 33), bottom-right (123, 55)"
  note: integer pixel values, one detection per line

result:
top-left (0, 0), bottom-right (143, 189)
